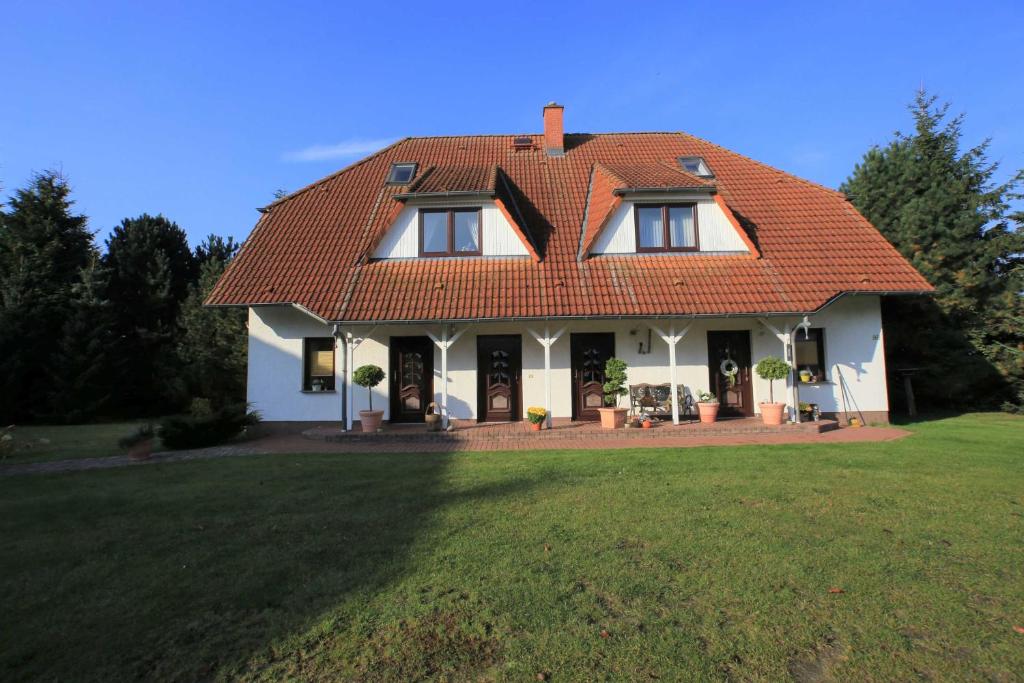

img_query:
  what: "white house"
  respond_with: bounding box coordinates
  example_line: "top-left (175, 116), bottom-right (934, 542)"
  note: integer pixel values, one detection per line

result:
top-left (208, 104), bottom-right (932, 428)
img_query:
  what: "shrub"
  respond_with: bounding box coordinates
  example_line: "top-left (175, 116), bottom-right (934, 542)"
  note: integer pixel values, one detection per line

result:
top-left (118, 424), bottom-right (155, 450)
top-left (755, 356), bottom-right (791, 403)
top-left (353, 364), bottom-right (386, 411)
top-left (158, 404), bottom-right (260, 450)
top-left (602, 358), bottom-right (629, 407)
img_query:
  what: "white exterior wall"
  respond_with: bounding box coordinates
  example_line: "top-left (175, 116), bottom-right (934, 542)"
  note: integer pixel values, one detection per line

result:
top-left (372, 201), bottom-right (529, 259)
top-left (247, 295), bottom-right (889, 422)
top-left (247, 306), bottom-right (343, 422)
top-left (591, 194), bottom-right (749, 254)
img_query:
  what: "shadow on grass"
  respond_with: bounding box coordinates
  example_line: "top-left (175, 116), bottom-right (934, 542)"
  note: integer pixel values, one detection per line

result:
top-left (0, 451), bottom-right (540, 681)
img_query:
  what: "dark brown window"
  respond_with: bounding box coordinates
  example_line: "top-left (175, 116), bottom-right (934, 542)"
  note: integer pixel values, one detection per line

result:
top-left (634, 204), bottom-right (699, 252)
top-left (419, 208), bottom-right (482, 256)
top-left (794, 328), bottom-right (826, 381)
top-left (303, 338), bottom-right (335, 391)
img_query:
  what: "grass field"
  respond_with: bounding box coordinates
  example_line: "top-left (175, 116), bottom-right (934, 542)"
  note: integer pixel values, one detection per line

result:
top-left (1, 421), bottom-right (157, 463)
top-left (1, 413), bottom-right (1021, 681)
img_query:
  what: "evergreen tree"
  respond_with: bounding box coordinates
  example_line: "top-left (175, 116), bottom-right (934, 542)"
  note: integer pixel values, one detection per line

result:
top-left (193, 234), bottom-right (238, 266)
top-left (0, 172), bottom-right (95, 422)
top-left (102, 214), bottom-right (197, 415)
top-left (841, 92), bottom-right (1024, 410)
top-left (176, 252), bottom-right (247, 408)
top-left (45, 259), bottom-right (117, 422)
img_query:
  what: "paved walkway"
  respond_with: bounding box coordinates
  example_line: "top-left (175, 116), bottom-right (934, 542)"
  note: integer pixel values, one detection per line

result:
top-left (0, 425), bottom-right (910, 477)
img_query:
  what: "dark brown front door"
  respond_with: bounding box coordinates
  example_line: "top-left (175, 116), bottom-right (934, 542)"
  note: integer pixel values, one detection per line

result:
top-left (389, 336), bottom-right (434, 423)
top-left (707, 331), bottom-right (753, 417)
top-left (571, 333), bottom-right (615, 421)
top-left (477, 335), bottom-right (522, 422)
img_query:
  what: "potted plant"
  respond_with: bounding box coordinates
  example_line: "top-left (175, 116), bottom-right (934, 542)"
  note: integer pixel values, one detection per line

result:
top-left (119, 424), bottom-right (155, 461)
top-left (696, 390), bottom-right (719, 424)
top-left (798, 369), bottom-right (812, 383)
top-left (755, 356), bottom-right (791, 426)
top-left (526, 406), bottom-right (547, 431)
top-left (424, 402), bottom-right (441, 432)
top-left (597, 358), bottom-right (629, 429)
top-left (353, 364), bottom-right (386, 433)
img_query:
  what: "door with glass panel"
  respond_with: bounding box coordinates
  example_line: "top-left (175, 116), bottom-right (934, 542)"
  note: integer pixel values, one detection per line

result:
top-left (476, 335), bottom-right (522, 422)
top-left (388, 337), bottom-right (434, 423)
top-left (570, 333), bottom-right (615, 421)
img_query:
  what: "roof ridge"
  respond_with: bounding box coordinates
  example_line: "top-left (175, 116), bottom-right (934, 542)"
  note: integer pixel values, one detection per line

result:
top-left (675, 131), bottom-right (845, 197)
top-left (261, 137), bottom-right (410, 211)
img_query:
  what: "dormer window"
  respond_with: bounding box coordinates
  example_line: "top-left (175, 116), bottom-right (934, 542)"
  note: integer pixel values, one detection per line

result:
top-left (419, 208), bottom-right (482, 256)
top-left (678, 156), bottom-right (714, 178)
top-left (634, 204), bottom-right (698, 252)
top-left (387, 162), bottom-right (417, 184)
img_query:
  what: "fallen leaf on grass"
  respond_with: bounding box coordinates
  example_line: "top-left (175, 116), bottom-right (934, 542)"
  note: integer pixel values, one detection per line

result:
top-left (828, 587), bottom-right (845, 594)
top-left (1013, 625), bottom-right (1024, 635)
top-left (600, 629), bottom-right (610, 639)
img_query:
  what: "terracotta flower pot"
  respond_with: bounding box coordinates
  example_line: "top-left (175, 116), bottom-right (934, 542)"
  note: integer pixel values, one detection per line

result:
top-left (597, 407), bottom-right (627, 429)
top-left (697, 402), bottom-right (719, 424)
top-left (127, 439), bottom-right (153, 461)
top-left (359, 410), bottom-right (384, 433)
top-left (641, 419), bottom-right (652, 429)
top-left (530, 421), bottom-right (542, 431)
top-left (759, 402), bottom-right (786, 426)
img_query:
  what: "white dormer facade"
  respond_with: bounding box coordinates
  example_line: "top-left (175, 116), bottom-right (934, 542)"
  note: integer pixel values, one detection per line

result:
top-left (591, 194), bottom-right (751, 255)
top-left (372, 200), bottom-right (531, 259)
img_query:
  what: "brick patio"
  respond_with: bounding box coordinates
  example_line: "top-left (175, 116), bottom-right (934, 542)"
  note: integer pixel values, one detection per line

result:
top-left (268, 417), bottom-right (906, 454)
top-left (303, 416), bottom-right (838, 445)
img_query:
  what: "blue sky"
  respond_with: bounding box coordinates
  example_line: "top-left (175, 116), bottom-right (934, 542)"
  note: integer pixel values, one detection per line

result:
top-left (2, 0), bottom-right (1021, 247)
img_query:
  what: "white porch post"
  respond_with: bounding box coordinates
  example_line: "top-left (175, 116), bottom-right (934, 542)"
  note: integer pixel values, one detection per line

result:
top-left (527, 325), bottom-right (566, 428)
top-left (651, 321), bottom-right (693, 425)
top-left (332, 324), bottom-right (346, 429)
top-left (425, 324), bottom-right (469, 428)
top-left (756, 318), bottom-right (800, 423)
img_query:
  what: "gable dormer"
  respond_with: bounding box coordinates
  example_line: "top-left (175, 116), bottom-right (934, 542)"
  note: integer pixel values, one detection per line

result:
top-left (371, 165), bottom-right (540, 261)
top-left (579, 162), bottom-right (757, 258)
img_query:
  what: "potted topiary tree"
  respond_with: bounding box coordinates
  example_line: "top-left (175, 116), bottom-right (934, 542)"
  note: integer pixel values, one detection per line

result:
top-left (353, 364), bottom-right (386, 433)
top-left (597, 358), bottom-right (629, 429)
top-left (696, 390), bottom-right (719, 424)
top-left (755, 356), bottom-right (791, 426)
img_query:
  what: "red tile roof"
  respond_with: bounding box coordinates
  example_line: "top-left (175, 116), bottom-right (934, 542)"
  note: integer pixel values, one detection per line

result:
top-left (207, 132), bottom-right (932, 321)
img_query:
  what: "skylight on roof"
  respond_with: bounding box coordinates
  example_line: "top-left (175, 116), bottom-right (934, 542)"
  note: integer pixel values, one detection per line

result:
top-left (678, 156), bottom-right (714, 178)
top-left (387, 162), bottom-right (417, 184)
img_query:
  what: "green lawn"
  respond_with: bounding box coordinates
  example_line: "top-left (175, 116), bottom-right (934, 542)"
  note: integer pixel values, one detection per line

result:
top-left (1, 420), bottom-right (158, 463)
top-left (2, 414), bottom-right (1022, 681)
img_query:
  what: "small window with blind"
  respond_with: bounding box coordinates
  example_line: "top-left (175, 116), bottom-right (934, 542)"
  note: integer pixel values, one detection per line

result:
top-left (794, 328), bottom-right (826, 382)
top-left (634, 204), bottom-right (699, 252)
top-left (303, 338), bottom-right (336, 391)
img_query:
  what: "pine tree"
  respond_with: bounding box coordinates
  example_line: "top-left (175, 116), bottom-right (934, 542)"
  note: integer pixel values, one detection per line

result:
top-left (102, 214), bottom-right (197, 415)
top-left (841, 92), bottom-right (1024, 409)
top-left (176, 249), bottom-right (247, 408)
top-left (0, 172), bottom-right (96, 422)
top-left (45, 259), bottom-right (117, 422)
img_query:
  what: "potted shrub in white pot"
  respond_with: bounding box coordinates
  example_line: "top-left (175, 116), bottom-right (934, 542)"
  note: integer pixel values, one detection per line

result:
top-left (755, 356), bottom-right (790, 426)
top-left (597, 358), bottom-right (629, 429)
top-left (353, 364), bottom-right (386, 433)
top-left (696, 390), bottom-right (719, 424)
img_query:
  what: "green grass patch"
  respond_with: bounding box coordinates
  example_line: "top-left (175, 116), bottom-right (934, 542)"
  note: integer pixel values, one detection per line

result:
top-left (1, 413), bottom-right (1022, 680)
top-left (1, 421), bottom-right (159, 463)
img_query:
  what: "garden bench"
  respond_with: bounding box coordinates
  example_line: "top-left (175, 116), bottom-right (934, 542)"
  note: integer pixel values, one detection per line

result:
top-left (629, 383), bottom-right (696, 421)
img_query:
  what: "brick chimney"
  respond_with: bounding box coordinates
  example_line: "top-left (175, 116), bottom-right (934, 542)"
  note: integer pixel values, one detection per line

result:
top-left (543, 102), bottom-right (564, 156)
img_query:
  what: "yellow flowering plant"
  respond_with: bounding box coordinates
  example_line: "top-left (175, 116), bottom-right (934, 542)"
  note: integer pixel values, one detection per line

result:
top-left (526, 407), bottom-right (547, 425)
